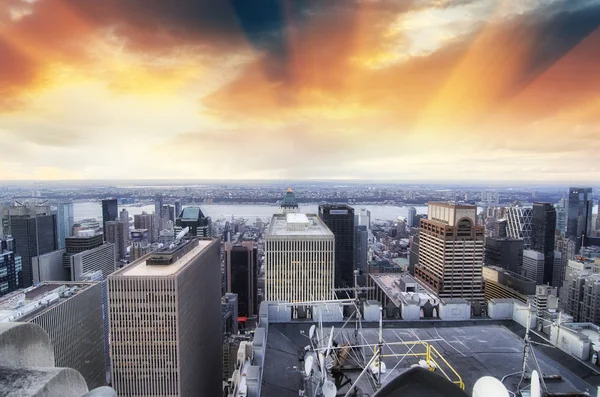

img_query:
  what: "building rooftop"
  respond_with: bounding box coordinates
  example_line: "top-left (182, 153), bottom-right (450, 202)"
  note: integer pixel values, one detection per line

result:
top-left (180, 206), bottom-right (205, 220)
top-left (116, 239), bottom-right (212, 277)
top-left (0, 282), bottom-right (96, 323)
top-left (262, 322), bottom-right (593, 397)
top-left (266, 214), bottom-right (332, 237)
top-left (370, 273), bottom-right (439, 306)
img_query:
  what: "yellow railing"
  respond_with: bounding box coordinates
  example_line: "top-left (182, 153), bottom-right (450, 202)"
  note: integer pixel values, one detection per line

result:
top-left (380, 341), bottom-right (465, 390)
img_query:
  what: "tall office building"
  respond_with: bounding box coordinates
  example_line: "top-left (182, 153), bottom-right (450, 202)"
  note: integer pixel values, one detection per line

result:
top-left (561, 258), bottom-right (600, 325)
top-left (101, 199), bottom-right (118, 241)
top-left (265, 213), bottom-right (334, 302)
top-left (174, 200), bottom-right (182, 220)
top-left (318, 204), bottom-right (355, 288)
top-left (597, 202), bottom-right (600, 233)
top-left (65, 231), bottom-right (104, 254)
top-left (56, 203), bottom-right (74, 249)
top-left (567, 187), bottom-right (594, 253)
top-left (531, 202), bottom-right (557, 285)
top-left (0, 237), bottom-right (23, 296)
top-left (134, 211), bottom-right (156, 242)
top-left (407, 207), bottom-right (417, 228)
top-left (484, 237), bottom-right (523, 274)
top-left (162, 204), bottom-right (176, 222)
top-left (105, 221), bottom-right (127, 262)
top-left (119, 208), bottom-right (129, 224)
top-left (408, 234), bottom-right (420, 276)
top-left (108, 238), bottom-right (222, 396)
top-left (154, 194), bottom-right (163, 218)
top-left (176, 207), bottom-right (211, 237)
top-left (482, 266), bottom-right (536, 304)
top-left (67, 243), bottom-right (116, 281)
top-left (493, 219), bottom-right (507, 238)
top-left (506, 206), bottom-right (533, 249)
top-left (224, 242), bottom-right (257, 319)
top-left (1, 205), bottom-right (57, 288)
top-left (555, 204), bottom-right (567, 237)
top-left (355, 208), bottom-right (372, 229)
top-left (354, 225), bottom-right (369, 274)
top-left (522, 250), bottom-right (545, 285)
top-left (279, 188), bottom-right (299, 214)
top-left (0, 282), bottom-right (106, 388)
top-left (414, 203), bottom-right (485, 303)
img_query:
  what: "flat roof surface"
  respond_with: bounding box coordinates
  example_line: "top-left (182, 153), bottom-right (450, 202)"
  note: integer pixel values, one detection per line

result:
top-left (267, 214), bottom-right (332, 237)
top-left (262, 323), bottom-right (595, 397)
top-left (0, 282), bottom-right (95, 322)
top-left (120, 240), bottom-right (212, 277)
top-left (286, 213), bottom-right (309, 223)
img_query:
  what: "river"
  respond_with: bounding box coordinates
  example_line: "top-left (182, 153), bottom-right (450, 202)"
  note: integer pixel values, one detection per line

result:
top-left (73, 202), bottom-right (430, 223)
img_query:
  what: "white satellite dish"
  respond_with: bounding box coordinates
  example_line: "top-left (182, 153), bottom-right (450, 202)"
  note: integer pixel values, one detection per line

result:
top-left (321, 380), bottom-right (337, 397)
top-left (304, 355), bottom-right (314, 377)
top-left (309, 325), bottom-right (316, 340)
top-left (531, 370), bottom-right (541, 397)
top-left (8, 293), bottom-right (26, 309)
top-left (472, 377), bottom-right (509, 397)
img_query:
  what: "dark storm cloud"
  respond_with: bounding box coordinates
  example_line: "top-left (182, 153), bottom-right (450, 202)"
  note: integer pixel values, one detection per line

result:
top-left (511, 2), bottom-right (600, 94)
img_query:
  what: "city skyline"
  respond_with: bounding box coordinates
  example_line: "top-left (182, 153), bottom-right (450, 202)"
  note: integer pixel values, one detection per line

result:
top-left (1, 0), bottom-right (600, 181)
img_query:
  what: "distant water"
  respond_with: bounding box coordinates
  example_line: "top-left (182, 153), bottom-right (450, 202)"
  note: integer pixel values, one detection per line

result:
top-left (73, 202), bottom-right (428, 223)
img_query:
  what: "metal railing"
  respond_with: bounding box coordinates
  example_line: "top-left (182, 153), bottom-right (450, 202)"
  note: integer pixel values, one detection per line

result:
top-left (381, 341), bottom-right (465, 390)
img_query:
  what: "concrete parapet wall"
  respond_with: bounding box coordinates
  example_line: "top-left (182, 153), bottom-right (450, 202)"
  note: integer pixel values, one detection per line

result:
top-left (0, 322), bottom-right (55, 368)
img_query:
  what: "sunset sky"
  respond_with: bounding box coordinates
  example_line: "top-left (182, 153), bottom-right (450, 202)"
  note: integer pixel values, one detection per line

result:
top-left (1, 0), bottom-right (599, 182)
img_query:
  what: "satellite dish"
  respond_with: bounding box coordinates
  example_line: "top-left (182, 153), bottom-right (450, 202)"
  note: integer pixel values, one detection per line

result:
top-left (472, 377), bottom-right (509, 397)
top-left (304, 355), bottom-right (314, 377)
top-left (321, 380), bottom-right (337, 397)
top-left (175, 226), bottom-right (190, 241)
top-left (309, 325), bottom-right (316, 340)
top-left (8, 293), bottom-right (26, 309)
top-left (531, 370), bottom-right (541, 397)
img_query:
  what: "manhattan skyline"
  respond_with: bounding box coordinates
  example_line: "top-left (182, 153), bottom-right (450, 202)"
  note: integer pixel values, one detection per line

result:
top-left (1, 0), bottom-right (599, 182)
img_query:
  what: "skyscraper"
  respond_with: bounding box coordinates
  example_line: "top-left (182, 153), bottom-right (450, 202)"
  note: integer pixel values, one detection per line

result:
top-left (105, 221), bottom-right (127, 262)
top-left (531, 202), bottom-right (557, 285)
top-left (0, 237), bottom-right (23, 296)
top-left (407, 207), bottom-right (417, 228)
top-left (134, 211), bottom-right (156, 242)
top-left (2, 205), bottom-right (57, 288)
top-left (101, 199), bottom-right (118, 241)
top-left (176, 207), bottom-right (211, 237)
top-left (414, 203), bottom-right (484, 303)
top-left (484, 237), bottom-right (523, 274)
top-left (279, 188), bottom-right (299, 214)
top-left (265, 213), bottom-right (334, 302)
top-left (224, 242), bottom-right (258, 320)
top-left (154, 193), bottom-right (163, 218)
top-left (0, 282), bottom-right (106, 388)
top-left (354, 225), bottom-right (369, 274)
top-left (522, 250), bottom-right (545, 285)
top-left (174, 200), bottom-right (182, 220)
top-left (108, 238), bottom-right (222, 396)
top-left (56, 203), bottom-right (74, 249)
top-left (493, 219), bottom-right (507, 238)
top-left (318, 204), bottom-right (355, 288)
top-left (506, 206), bottom-right (533, 249)
top-left (555, 203), bottom-right (567, 237)
top-left (567, 187), bottom-right (594, 253)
